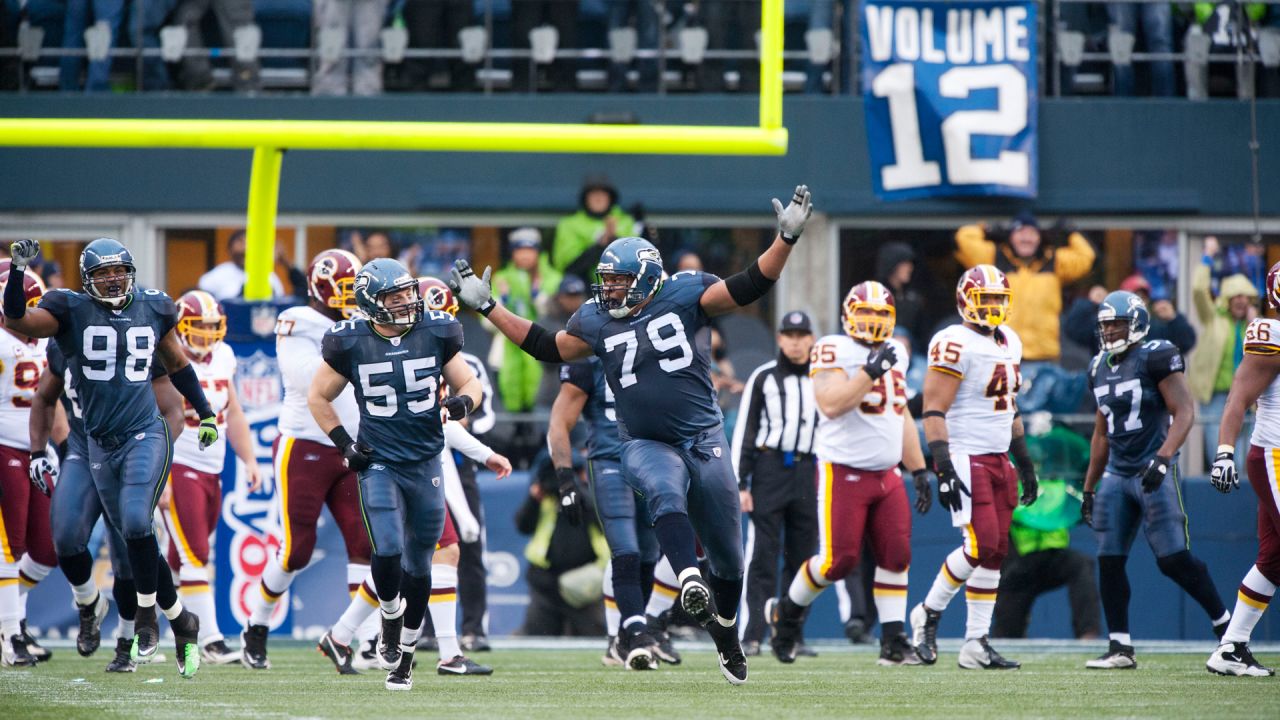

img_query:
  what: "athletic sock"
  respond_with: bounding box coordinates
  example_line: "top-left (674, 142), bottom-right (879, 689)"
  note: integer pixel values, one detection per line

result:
top-left (17, 556), bottom-right (53, 604)
top-left (125, 537), bottom-right (160, 597)
top-left (603, 560), bottom-right (620, 636)
top-left (429, 564), bottom-right (461, 660)
top-left (0, 568), bottom-right (19, 639)
top-left (371, 554), bottom-right (404, 610)
top-left (924, 548), bottom-right (977, 613)
top-left (181, 584), bottom-right (219, 644)
top-left (1157, 550), bottom-right (1228, 622)
top-left (1223, 566), bottom-right (1276, 643)
top-left (611, 554), bottom-right (647, 626)
top-left (645, 556), bottom-right (679, 617)
top-left (964, 567), bottom-right (1000, 640)
top-left (640, 561), bottom-right (656, 605)
top-left (707, 573), bottom-right (742, 622)
top-left (1098, 555), bottom-right (1130, 636)
top-left (787, 557), bottom-right (829, 607)
top-left (872, 567), bottom-right (909, 628)
top-left (398, 572), bottom-right (430, 652)
top-left (250, 557), bottom-right (296, 626)
top-left (113, 577), bottom-right (137, 638)
top-left (59, 550), bottom-right (99, 605)
top-left (652, 513), bottom-right (700, 577)
top-left (332, 580), bottom-right (379, 647)
top-left (154, 554), bottom-right (181, 617)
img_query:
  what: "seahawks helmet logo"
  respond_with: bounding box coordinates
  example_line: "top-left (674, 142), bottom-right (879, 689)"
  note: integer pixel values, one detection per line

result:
top-left (637, 248), bottom-right (661, 263)
top-left (353, 274), bottom-right (371, 293)
top-left (1127, 295), bottom-right (1144, 312)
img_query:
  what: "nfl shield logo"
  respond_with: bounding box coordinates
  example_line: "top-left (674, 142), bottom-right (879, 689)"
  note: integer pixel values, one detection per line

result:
top-left (250, 305), bottom-right (278, 338)
top-left (236, 350), bottom-right (282, 411)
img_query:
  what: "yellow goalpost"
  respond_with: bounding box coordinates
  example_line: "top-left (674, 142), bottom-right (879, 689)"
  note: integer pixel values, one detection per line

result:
top-left (0, 0), bottom-right (788, 299)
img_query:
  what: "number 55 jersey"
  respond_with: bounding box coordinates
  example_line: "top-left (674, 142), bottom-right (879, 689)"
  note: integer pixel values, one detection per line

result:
top-left (926, 323), bottom-right (1023, 455)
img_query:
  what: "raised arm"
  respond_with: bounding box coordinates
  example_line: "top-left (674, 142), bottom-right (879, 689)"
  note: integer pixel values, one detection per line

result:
top-left (3, 241), bottom-right (61, 338)
top-left (449, 260), bottom-right (592, 363)
top-left (700, 185), bottom-right (813, 316)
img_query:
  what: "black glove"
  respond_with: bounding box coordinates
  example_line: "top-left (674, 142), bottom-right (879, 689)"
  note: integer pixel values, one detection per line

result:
top-left (936, 465), bottom-right (969, 513)
top-left (556, 467), bottom-right (583, 526)
top-left (1140, 454), bottom-right (1171, 493)
top-left (912, 469), bottom-right (934, 515)
top-left (863, 343), bottom-right (899, 380)
top-left (1018, 466), bottom-right (1039, 506)
top-left (1081, 490), bottom-right (1095, 528)
top-left (444, 394), bottom-right (474, 422)
top-left (342, 441), bottom-right (374, 473)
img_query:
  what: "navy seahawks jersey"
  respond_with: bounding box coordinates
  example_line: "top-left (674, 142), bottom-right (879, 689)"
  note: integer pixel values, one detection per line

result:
top-left (45, 341), bottom-right (85, 442)
top-left (321, 311), bottom-right (464, 465)
top-left (1088, 339), bottom-right (1184, 475)
top-left (565, 270), bottom-right (722, 445)
top-left (39, 287), bottom-right (176, 439)
top-left (561, 357), bottom-right (622, 462)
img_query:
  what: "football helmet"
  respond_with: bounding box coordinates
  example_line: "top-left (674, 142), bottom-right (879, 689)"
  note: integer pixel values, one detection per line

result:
top-left (956, 264), bottom-right (1012, 328)
top-left (79, 238), bottom-right (135, 308)
top-left (592, 236), bottom-right (664, 319)
top-left (354, 258), bottom-right (422, 326)
top-left (175, 290), bottom-right (227, 357)
top-left (1267, 260), bottom-right (1280, 313)
top-left (308, 249), bottom-right (363, 319)
top-left (1096, 290), bottom-right (1150, 353)
top-left (842, 281), bottom-right (896, 344)
top-left (0, 262), bottom-right (46, 311)
top-left (419, 276), bottom-right (458, 317)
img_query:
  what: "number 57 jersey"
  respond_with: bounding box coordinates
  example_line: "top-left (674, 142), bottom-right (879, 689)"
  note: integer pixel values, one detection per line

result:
top-left (927, 324), bottom-right (1023, 456)
top-left (1088, 339), bottom-right (1184, 475)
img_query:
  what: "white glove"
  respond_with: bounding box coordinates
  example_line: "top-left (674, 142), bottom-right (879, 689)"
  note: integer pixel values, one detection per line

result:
top-left (771, 184), bottom-right (813, 243)
top-left (1209, 446), bottom-right (1239, 494)
top-left (448, 259), bottom-right (495, 314)
top-left (28, 449), bottom-right (60, 496)
top-left (9, 239), bottom-right (40, 271)
top-left (456, 512), bottom-right (481, 544)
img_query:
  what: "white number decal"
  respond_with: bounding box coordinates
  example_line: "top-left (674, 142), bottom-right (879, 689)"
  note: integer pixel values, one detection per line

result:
top-left (63, 370), bottom-right (83, 418)
top-left (647, 313), bottom-right (693, 373)
top-left (872, 62), bottom-right (1029, 191)
top-left (1094, 378), bottom-right (1143, 435)
top-left (80, 325), bottom-right (155, 382)
top-left (358, 362), bottom-right (397, 417)
top-left (603, 381), bottom-right (616, 422)
top-left (357, 358), bottom-right (439, 417)
top-left (123, 327), bottom-right (155, 382)
top-left (604, 331), bottom-right (639, 388)
top-left (403, 357), bottom-right (439, 414)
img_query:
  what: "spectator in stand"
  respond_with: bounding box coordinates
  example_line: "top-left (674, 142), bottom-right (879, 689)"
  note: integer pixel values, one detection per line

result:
top-left (697, 0), bottom-right (760, 92)
top-left (173, 0), bottom-right (261, 91)
top-left (875, 242), bottom-right (926, 350)
top-left (511, 0), bottom-right (579, 92)
top-left (197, 230), bottom-right (306, 300)
top-left (351, 230), bottom-right (398, 263)
top-left (605, 0), bottom-right (660, 92)
top-left (552, 178), bottom-right (636, 280)
top-left (60, 0), bottom-right (132, 91)
top-left (399, 0), bottom-right (475, 90)
top-left (955, 213), bottom-right (1096, 365)
top-left (1107, 2), bottom-right (1175, 96)
top-left (1190, 236), bottom-right (1259, 462)
top-left (1064, 275), bottom-right (1196, 356)
top-left (312, 0), bottom-right (389, 95)
top-left (493, 227), bottom-right (563, 412)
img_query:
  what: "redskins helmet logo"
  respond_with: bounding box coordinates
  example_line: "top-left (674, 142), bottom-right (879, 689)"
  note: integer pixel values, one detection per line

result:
top-left (314, 257), bottom-right (338, 279)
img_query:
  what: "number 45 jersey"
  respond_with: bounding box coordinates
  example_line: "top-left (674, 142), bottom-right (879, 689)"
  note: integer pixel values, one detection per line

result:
top-left (321, 311), bottom-right (464, 465)
top-left (566, 270), bottom-right (721, 445)
top-left (38, 287), bottom-right (176, 439)
top-left (927, 324), bottom-right (1023, 456)
top-left (1088, 339), bottom-right (1183, 475)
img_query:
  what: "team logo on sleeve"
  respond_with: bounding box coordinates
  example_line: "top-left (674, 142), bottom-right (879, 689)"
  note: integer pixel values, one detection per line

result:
top-left (1170, 354), bottom-right (1184, 372)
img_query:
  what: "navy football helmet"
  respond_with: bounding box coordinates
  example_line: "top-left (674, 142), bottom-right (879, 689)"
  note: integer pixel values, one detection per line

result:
top-left (354, 258), bottom-right (422, 326)
top-left (79, 238), bottom-right (136, 308)
top-left (592, 237), bottom-right (664, 319)
top-left (1096, 290), bottom-right (1150, 352)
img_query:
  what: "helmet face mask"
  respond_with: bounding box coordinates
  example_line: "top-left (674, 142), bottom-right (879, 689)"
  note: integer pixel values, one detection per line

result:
top-left (842, 281), bottom-right (896, 344)
top-left (176, 290), bottom-right (227, 358)
top-left (354, 259), bottom-right (422, 327)
top-left (80, 239), bottom-right (136, 309)
top-left (1096, 290), bottom-right (1150, 353)
top-left (308, 249), bottom-right (363, 319)
top-left (1267, 260), bottom-right (1280, 313)
top-left (956, 265), bottom-right (1012, 329)
top-left (591, 238), bottom-right (664, 319)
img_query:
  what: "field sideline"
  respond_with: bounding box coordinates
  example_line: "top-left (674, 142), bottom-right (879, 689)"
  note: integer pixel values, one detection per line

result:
top-left (2, 641), bottom-right (1277, 719)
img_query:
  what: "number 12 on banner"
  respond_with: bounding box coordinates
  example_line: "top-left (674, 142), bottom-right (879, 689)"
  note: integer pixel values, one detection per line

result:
top-left (871, 63), bottom-right (1029, 192)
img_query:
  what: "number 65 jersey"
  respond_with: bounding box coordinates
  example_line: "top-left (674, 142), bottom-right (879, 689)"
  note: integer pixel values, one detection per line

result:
top-left (1087, 339), bottom-right (1183, 476)
top-left (927, 324), bottom-right (1023, 456)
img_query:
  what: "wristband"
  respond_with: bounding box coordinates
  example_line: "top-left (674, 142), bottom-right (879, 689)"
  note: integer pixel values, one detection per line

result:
top-left (30, 449), bottom-right (45, 460)
top-left (1215, 444), bottom-right (1235, 457)
top-left (328, 425), bottom-right (355, 450)
top-left (921, 410), bottom-right (946, 420)
top-left (477, 298), bottom-right (496, 317)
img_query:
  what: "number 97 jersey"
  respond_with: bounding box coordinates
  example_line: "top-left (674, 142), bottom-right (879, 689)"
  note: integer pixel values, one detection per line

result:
top-left (811, 334), bottom-right (908, 470)
top-left (927, 324), bottom-right (1023, 455)
top-left (0, 331), bottom-right (47, 451)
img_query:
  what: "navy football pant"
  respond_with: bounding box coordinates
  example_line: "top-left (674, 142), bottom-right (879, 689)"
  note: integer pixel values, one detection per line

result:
top-left (51, 433), bottom-right (131, 579)
top-left (89, 415), bottom-right (173, 542)
top-left (358, 457), bottom-right (446, 579)
top-left (589, 458), bottom-right (658, 563)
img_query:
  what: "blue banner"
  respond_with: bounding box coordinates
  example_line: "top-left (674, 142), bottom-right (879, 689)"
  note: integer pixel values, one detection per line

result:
top-left (861, 0), bottom-right (1038, 201)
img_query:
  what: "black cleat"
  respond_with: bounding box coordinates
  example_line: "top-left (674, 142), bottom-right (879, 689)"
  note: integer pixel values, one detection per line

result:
top-left (171, 609), bottom-right (201, 679)
top-left (679, 575), bottom-right (715, 627)
top-left (240, 623), bottom-right (270, 669)
top-left (909, 603), bottom-right (940, 665)
top-left (709, 622), bottom-right (747, 686)
top-left (437, 655), bottom-right (493, 675)
top-left (602, 636), bottom-right (624, 667)
top-left (1207, 641), bottom-right (1275, 677)
top-left (317, 631), bottom-right (360, 675)
top-left (1085, 640), bottom-right (1137, 669)
top-left (200, 639), bottom-right (240, 665)
top-left (646, 613), bottom-right (681, 665)
top-left (131, 604), bottom-right (160, 663)
top-left (459, 634), bottom-right (491, 652)
top-left (1, 634), bottom-right (36, 667)
top-left (75, 592), bottom-right (109, 657)
top-left (623, 627), bottom-right (659, 670)
top-left (878, 633), bottom-right (923, 666)
top-left (20, 621), bottom-right (51, 662)
top-left (385, 651), bottom-right (414, 691)
top-left (766, 596), bottom-right (802, 664)
top-left (105, 637), bottom-right (136, 672)
top-left (844, 617), bottom-right (874, 645)
top-left (958, 637), bottom-right (1020, 670)
top-left (378, 605), bottom-right (406, 671)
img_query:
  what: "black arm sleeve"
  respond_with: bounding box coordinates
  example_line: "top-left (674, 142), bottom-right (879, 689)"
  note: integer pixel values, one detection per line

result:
top-left (560, 361), bottom-right (594, 394)
top-left (169, 364), bottom-right (214, 419)
top-left (1145, 341), bottom-right (1184, 383)
top-left (724, 260), bottom-right (776, 307)
top-left (3, 268), bottom-right (29, 318)
top-left (519, 322), bottom-right (565, 363)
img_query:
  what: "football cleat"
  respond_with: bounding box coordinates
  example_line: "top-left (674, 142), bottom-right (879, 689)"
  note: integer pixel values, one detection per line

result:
top-left (844, 617), bottom-right (874, 645)
top-left (352, 638), bottom-right (382, 671)
top-left (601, 636), bottom-right (624, 667)
top-left (200, 639), bottom-right (240, 666)
top-left (766, 597), bottom-right (801, 664)
top-left (878, 633), bottom-right (924, 666)
top-left (795, 643), bottom-right (818, 658)
top-left (460, 634), bottom-right (492, 652)
top-left (317, 632), bottom-right (360, 675)
top-left (958, 637), bottom-right (1020, 670)
top-left (131, 604), bottom-right (160, 662)
top-left (76, 592), bottom-right (109, 657)
top-left (105, 637), bottom-right (137, 672)
top-left (378, 603), bottom-right (406, 670)
top-left (437, 655), bottom-right (493, 676)
top-left (20, 621), bottom-right (51, 662)
top-left (171, 609), bottom-right (201, 679)
top-left (709, 625), bottom-right (748, 686)
top-left (679, 575), bottom-right (715, 627)
top-left (1, 633), bottom-right (36, 667)
top-left (909, 603), bottom-right (940, 665)
top-left (1085, 640), bottom-right (1137, 670)
top-left (623, 628), bottom-right (659, 671)
top-left (385, 651), bottom-right (415, 691)
top-left (240, 623), bottom-right (270, 669)
top-left (1207, 642), bottom-right (1275, 677)
top-left (646, 613), bottom-right (681, 665)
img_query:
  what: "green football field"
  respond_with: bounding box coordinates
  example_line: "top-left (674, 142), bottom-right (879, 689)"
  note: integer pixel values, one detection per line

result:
top-left (2, 642), bottom-right (1278, 719)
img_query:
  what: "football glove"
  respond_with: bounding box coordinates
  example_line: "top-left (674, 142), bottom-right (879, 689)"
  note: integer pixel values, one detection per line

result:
top-left (1018, 466), bottom-right (1039, 507)
top-left (448, 259), bottom-right (495, 315)
top-left (936, 466), bottom-right (969, 513)
top-left (1140, 454), bottom-right (1171, 493)
top-left (911, 469), bottom-right (934, 515)
top-left (556, 467), bottom-right (583, 526)
top-left (341, 441), bottom-right (374, 473)
top-left (863, 343), bottom-right (898, 380)
top-left (771, 185), bottom-right (813, 244)
top-left (1081, 490), bottom-right (1095, 528)
top-left (1209, 446), bottom-right (1239, 494)
top-left (197, 416), bottom-right (218, 450)
top-left (28, 449), bottom-right (59, 496)
top-left (9, 239), bottom-right (40, 270)
top-left (444, 394), bottom-right (474, 422)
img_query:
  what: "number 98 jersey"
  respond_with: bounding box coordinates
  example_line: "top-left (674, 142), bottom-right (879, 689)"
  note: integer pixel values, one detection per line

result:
top-left (321, 311), bottom-right (464, 465)
top-left (811, 334), bottom-right (909, 470)
top-left (0, 329), bottom-right (47, 451)
top-left (927, 324), bottom-right (1023, 455)
top-left (566, 270), bottom-right (721, 445)
top-left (1087, 338), bottom-right (1183, 475)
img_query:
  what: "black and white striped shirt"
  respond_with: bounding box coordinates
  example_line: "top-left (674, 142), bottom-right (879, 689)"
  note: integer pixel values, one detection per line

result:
top-left (730, 356), bottom-right (817, 485)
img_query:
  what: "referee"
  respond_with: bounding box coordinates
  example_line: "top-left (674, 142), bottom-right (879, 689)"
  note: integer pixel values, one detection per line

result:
top-left (731, 311), bottom-right (819, 656)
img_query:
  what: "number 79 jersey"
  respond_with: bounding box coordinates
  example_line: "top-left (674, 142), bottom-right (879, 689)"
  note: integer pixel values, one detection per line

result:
top-left (1088, 339), bottom-right (1183, 475)
top-left (927, 324), bottom-right (1023, 455)
top-left (566, 270), bottom-right (722, 445)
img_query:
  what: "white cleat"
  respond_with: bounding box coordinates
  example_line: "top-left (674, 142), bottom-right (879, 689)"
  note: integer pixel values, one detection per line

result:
top-left (1207, 642), bottom-right (1275, 677)
top-left (957, 637), bottom-right (1020, 670)
top-left (1085, 640), bottom-right (1137, 669)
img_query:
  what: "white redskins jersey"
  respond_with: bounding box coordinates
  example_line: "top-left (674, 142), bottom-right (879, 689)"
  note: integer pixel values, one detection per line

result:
top-left (0, 331), bottom-right (47, 451)
top-left (173, 342), bottom-right (236, 473)
top-left (811, 335), bottom-right (909, 470)
top-left (276, 305), bottom-right (359, 444)
top-left (927, 323), bottom-right (1023, 455)
top-left (1245, 318), bottom-right (1280, 448)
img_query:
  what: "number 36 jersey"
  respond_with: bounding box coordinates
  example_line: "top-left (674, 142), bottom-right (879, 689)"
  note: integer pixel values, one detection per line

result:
top-left (0, 330), bottom-right (48, 451)
top-left (38, 288), bottom-right (176, 439)
top-left (811, 334), bottom-right (908, 471)
top-left (927, 324), bottom-right (1023, 456)
top-left (566, 271), bottom-right (721, 445)
top-left (1088, 339), bottom-right (1182, 475)
top-left (321, 312), bottom-right (464, 465)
